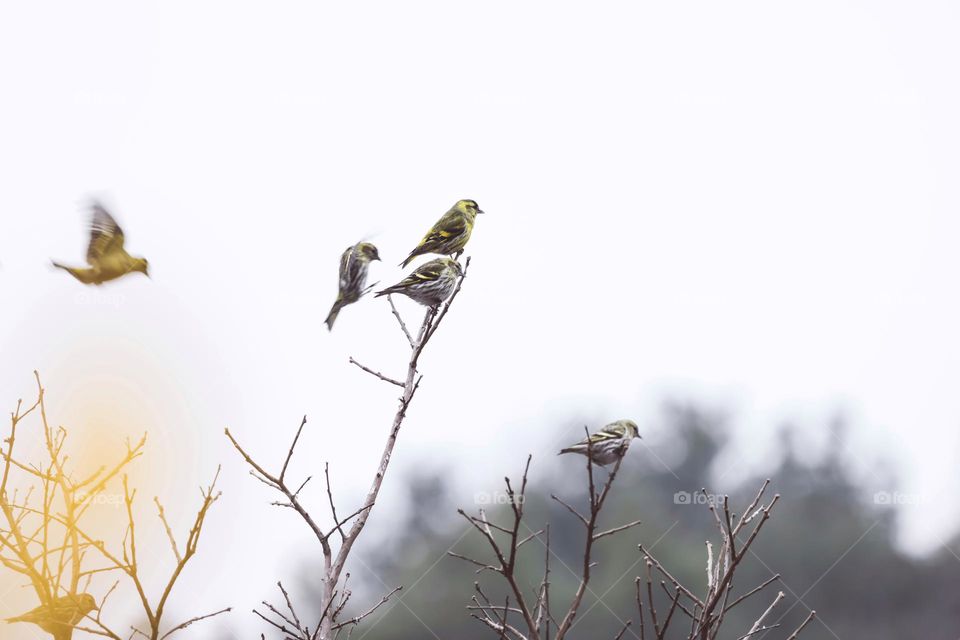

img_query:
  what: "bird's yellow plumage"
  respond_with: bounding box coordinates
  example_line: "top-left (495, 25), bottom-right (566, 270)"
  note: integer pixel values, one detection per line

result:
top-left (52, 201), bottom-right (149, 285)
top-left (400, 199), bottom-right (484, 267)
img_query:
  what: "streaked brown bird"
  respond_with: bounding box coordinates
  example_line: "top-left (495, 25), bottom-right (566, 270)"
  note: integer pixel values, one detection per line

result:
top-left (375, 257), bottom-right (462, 308)
top-left (6, 593), bottom-right (98, 634)
top-left (325, 241), bottom-right (381, 330)
top-left (400, 199), bottom-right (483, 267)
top-left (52, 201), bottom-right (149, 284)
top-left (559, 420), bottom-right (641, 466)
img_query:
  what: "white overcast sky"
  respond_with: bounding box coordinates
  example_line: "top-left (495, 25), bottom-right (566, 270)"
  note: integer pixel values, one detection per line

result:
top-left (1, 1), bottom-right (959, 636)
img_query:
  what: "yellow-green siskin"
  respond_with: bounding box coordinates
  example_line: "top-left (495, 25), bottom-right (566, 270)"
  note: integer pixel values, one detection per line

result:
top-left (375, 257), bottom-right (462, 308)
top-left (6, 593), bottom-right (98, 634)
top-left (400, 199), bottom-right (483, 267)
top-left (325, 242), bottom-right (381, 330)
top-left (52, 201), bottom-right (149, 285)
top-left (559, 420), bottom-right (641, 466)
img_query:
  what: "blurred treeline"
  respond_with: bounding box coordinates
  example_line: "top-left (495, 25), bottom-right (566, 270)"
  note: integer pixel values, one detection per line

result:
top-left (264, 405), bottom-right (960, 639)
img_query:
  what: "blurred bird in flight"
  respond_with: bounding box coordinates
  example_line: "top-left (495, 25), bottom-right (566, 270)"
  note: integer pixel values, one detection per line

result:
top-left (6, 593), bottom-right (98, 634)
top-left (52, 201), bottom-right (149, 284)
top-left (400, 199), bottom-right (483, 267)
top-left (325, 241), bottom-right (381, 330)
top-left (376, 257), bottom-right (462, 308)
top-left (559, 419), bottom-right (641, 466)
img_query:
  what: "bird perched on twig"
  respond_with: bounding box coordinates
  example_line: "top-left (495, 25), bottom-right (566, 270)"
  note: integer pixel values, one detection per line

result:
top-left (559, 420), bottom-right (641, 466)
top-left (6, 593), bottom-right (98, 634)
top-left (400, 199), bottom-right (483, 267)
top-left (375, 257), bottom-right (462, 308)
top-left (325, 241), bottom-right (381, 330)
top-left (52, 201), bottom-right (149, 285)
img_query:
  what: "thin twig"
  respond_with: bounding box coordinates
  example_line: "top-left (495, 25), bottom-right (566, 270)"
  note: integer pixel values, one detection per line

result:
top-left (153, 498), bottom-right (182, 564)
top-left (785, 610), bottom-right (816, 640)
top-left (348, 358), bottom-right (404, 388)
top-left (387, 295), bottom-right (415, 348)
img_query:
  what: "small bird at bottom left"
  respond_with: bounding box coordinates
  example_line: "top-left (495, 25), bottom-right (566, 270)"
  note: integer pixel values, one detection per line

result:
top-left (5, 593), bottom-right (98, 634)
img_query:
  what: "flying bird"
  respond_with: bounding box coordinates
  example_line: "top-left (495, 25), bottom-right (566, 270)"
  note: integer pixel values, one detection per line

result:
top-left (52, 201), bottom-right (149, 284)
top-left (558, 420), bottom-right (641, 466)
top-left (375, 257), bottom-right (462, 308)
top-left (400, 199), bottom-right (483, 267)
top-left (6, 593), bottom-right (98, 634)
top-left (325, 241), bottom-right (381, 330)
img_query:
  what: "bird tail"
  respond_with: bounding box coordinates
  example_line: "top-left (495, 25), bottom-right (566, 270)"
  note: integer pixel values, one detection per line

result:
top-left (325, 300), bottom-right (343, 331)
top-left (373, 286), bottom-right (395, 298)
top-left (51, 261), bottom-right (90, 284)
top-left (558, 447), bottom-right (577, 456)
top-left (399, 251), bottom-right (419, 268)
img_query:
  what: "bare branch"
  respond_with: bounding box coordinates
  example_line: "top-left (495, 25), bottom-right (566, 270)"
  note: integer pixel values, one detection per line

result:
top-left (153, 498), bottom-right (182, 564)
top-left (785, 611), bottom-right (816, 640)
top-left (387, 295), bottom-right (415, 348)
top-left (159, 608), bottom-right (232, 640)
top-left (593, 519), bottom-right (642, 542)
top-left (331, 586), bottom-right (401, 630)
top-left (550, 494), bottom-right (588, 527)
top-left (348, 358), bottom-right (404, 388)
top-left (613, 620), bottom-right (632, 640)
top-left (229, 262), bottom-right (472, 639)
top-left (724, 574), bottom-right (781, 613)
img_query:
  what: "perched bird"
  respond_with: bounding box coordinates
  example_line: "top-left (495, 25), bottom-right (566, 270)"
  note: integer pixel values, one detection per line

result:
top-left (558, 420), bottom-right (641, 466)
top-left (52, 201), bottom-right (149, 285)
top-left (400, 199), bottom-right (483, 267)
top-left (6, 593), bottom-right (98, 633)
top-left (375, 257), bottom-right (462, 308)
top-left (325, 241), bottom-right (381, 330)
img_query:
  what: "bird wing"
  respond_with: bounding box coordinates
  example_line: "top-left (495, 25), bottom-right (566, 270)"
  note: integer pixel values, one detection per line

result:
top-left (419, 211), bottom-right (467, 248)
top-left (338, 246), bottom-right (355, 291)
top-left (409, 259), bottom-right (447, 282)
top-left (593, 425), bottom-right (626, 440)
top-left (574, 426), bottom-right (624, 448)
top-left (392, 259), bottom-right (446, 289)
top-left (86, 202), bottom-right (126, 264)
top-left (340, 244), bottom-right (373, 295)
top-left (51, 595), bottom-right (89, 624)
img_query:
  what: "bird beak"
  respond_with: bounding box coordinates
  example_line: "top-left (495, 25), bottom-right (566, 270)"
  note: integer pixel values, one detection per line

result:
top-left (476, 209), bottom-right (485, 214)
